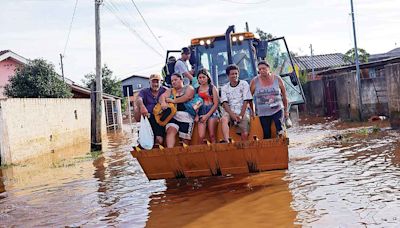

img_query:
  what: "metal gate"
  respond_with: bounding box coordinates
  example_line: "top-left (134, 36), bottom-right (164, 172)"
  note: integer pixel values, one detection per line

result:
top-left (104, 99), bottom-right (119, 130)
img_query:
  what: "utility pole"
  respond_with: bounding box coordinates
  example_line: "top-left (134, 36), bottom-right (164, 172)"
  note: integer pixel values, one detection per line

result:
top-left (350, 0), bottom-right (363, 120)
top-left (245, 22), bottom-right (249, 32)
top-left (59, 54), bottom-right (65, 81)
top-left (310, 44), bottom-right (315, 80)
top-left (92, 0), bottom-right (103, 150)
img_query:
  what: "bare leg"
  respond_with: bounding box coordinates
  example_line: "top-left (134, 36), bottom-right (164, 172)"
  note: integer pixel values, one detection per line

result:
top-left (221, 115), bottom-right (230, 142)
top-left (133, 106), bottom-right (141, 122)
top-left (182, 139), bottom-right (191, 145)
top-left (207, 118), bottom-right (218, 143)
top-left (155, 136), bottom-right (164, 145)
top-left (241, 131), bottom-right (249, 141)
top-left (166, 127), bottom-right (178, 148)
top-left (198, 122), bottom-right (207, 144)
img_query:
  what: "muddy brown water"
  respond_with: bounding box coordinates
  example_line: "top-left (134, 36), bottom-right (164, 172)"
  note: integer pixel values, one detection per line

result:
top-left (1, 119), bottom-right (399, 227)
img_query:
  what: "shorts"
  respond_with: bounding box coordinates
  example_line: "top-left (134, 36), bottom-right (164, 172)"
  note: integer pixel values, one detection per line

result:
top-left (148, 114), bottom-right (165, 137)
top-left (166, 111), bottom-right (194, 140)
top-left (222, 112), bottom-right (250, 134)
top-left (198, 104), bottom-right (219, 119)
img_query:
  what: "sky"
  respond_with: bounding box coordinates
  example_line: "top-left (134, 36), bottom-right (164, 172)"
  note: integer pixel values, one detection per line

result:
top-left (1, 0), bottom-right (399, 84)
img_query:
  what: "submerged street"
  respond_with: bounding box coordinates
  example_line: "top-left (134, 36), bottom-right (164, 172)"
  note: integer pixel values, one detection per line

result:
top-left (1, 118), bottom-right (399, 227)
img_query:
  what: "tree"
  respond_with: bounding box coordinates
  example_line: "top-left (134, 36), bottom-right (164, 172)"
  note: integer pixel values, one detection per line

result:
top-left (255, 28), bottom-right (285, 71)
top-left (82, 65), bottom-right (126, 111)
top-left (4, 59), bottom-right (72, 98)
top-left (256, 28), bottom-right (274, 41)
top-left (343, 48), bottom-right (370, 63)
top-left (82, 65), bottom-right (122, 97)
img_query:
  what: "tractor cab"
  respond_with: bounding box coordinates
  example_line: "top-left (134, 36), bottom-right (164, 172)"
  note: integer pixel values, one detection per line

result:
top-left (186, 25), bottom-right (306, 106)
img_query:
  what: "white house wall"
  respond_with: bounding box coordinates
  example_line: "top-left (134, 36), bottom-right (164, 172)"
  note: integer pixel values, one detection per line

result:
top-left (0, 98), bottom-right (91, 164)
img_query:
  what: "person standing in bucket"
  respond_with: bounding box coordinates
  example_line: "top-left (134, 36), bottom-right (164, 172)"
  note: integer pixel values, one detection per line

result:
top-left (250, 61), bottom-right (289, 139)
top-left (220, 64), bottom-right (253, 142)
top-left (135, 74), bottom-right (166, 145)
top-left (174, 47), bottom-right (194, 86)
top-left (161, 56), bottom-right (176, 87)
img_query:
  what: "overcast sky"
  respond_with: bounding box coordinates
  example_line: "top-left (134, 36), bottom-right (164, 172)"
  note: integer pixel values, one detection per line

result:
top-left (1, 0), bottom-right (399, 84)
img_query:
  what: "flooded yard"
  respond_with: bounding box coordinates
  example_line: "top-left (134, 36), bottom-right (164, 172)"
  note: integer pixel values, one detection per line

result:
top-left (1, 118), bottom-right (399, 227)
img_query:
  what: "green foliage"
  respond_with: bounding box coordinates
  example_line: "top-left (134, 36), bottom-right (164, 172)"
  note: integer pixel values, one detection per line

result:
top-left (299, 70), bottom-right (308, 85)
top-left (256, 28), bottom-right (275, 41)
top-left (372, 125), bottom-right (381, 133)
top-left (82, 65), bottom-right (126, 111)
top-left (356, 128), bottom-right (369, 135)
top-left (256, 28), bottom-right (287, 73)
top-left (4, 59), bottom-right (73, 98)
top-left (82, 65), bottom-right (122, 97)
top-left (343, 48), bottom-right (370, 63)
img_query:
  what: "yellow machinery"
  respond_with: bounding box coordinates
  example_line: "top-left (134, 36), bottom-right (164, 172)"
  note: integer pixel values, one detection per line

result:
top-left (131, 25), bottom-right (304, 180)
top-left (131, 117), bottom-right (288, 180)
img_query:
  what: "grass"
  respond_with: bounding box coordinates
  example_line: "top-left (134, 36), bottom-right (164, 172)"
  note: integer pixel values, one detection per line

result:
top-left (1, 151), bottom-right (104, 170)
top-left (0, 163), bottom-right (19, 168)
top-left (355, 125), bottom-right (381, 136)
top-left (356, 128), bottom-right (369, 135)
top-left (51, 151), bottom-right (103, 169)
top-left (372, 125), bottom-right (381, 133)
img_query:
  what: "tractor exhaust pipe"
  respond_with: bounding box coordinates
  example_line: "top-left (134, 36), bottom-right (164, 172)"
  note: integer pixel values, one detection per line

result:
top-left (225, 25), bottom-right (235, 64)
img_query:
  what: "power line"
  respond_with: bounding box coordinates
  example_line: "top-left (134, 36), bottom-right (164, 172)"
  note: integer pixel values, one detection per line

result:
top-left (129, 0), bottom-right (165, 51)
top-left (132, 62), bottom-right (164, 73)
top-left (116, 0), bottom-right (139, 25)
top-left (103, 1), bottom-right (163, 57)
top-left (103, 0), bottom-right (163, 57)
top-left (121, 61), bottom-right (164, 76)
top-left (63, 0), bottom-right (79, 56)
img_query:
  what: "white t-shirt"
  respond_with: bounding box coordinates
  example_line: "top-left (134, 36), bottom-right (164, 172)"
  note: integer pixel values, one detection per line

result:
top-left (174, 59), bottom-right (190, 85)
top-left (220, 80), bottom-right (252, 115)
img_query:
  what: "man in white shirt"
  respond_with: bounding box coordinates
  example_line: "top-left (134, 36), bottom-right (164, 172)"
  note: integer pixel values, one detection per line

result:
top-left (174, 47), bottom-right (194, 85)
top-left (220, 64), bottom-right (253, 142)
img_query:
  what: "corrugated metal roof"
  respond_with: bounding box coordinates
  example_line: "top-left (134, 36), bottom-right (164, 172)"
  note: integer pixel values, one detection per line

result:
top-left (293, 53), bottom-right (351, 71)
top-left (317, 56), bottom-right (400, 76)
top-left (369, 48), bottom-right (400, 62)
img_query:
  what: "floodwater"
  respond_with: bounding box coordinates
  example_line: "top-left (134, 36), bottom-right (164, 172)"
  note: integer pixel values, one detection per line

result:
top-left (1, 118), bottom-right (399, 227)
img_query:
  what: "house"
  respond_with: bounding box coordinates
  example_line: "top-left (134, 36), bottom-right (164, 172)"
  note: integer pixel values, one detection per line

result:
top-left (121, 74), bottom-right (149, 96)
top-left (0, 50), bottom-right (122, 130)
top-left (369, 47), bottom-right (400, 62)
top-left (0, 50), bottom-right (29, 98)
top-left (293, 53), bottom-right (352, 80)
top-left (120, 74), bottom-right (149, 116)
top-left (304, 56), bottom-right (400, 124)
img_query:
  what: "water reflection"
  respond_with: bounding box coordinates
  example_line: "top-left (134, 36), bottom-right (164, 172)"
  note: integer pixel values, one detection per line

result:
top-left (0, 129), bottom-right (165, 227)
top-left (287, 123), bottom-right (400, 227)
top-left (146, 172), bottom-right (296, 227)
top-left (0, 120), bottom-right (399, 227)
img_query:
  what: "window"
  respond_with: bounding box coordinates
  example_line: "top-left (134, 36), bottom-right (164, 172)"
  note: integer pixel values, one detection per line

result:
top-left (137, 84), bottom-right (142, 89)
top-left (195, 39), bottom-right (256, 86)
top-left (369, 68), bottom-right (376, 78)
